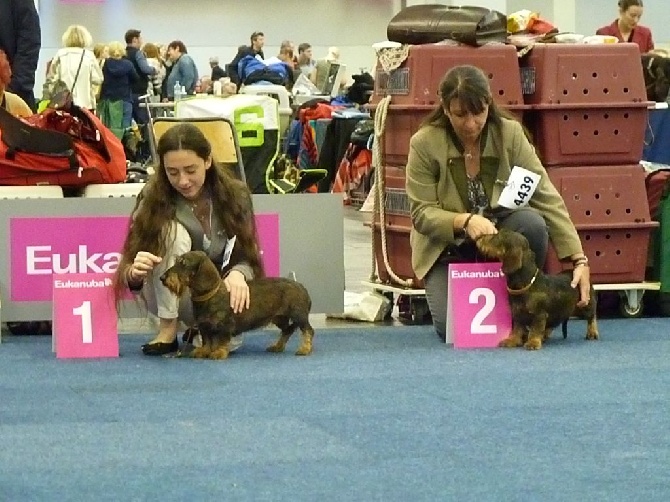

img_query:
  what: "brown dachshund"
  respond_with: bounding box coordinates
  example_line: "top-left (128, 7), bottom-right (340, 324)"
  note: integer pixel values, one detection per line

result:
top-left (160, 250), bottom-right (314, 359)
top-left (475, 229), bottom-right (599, 350)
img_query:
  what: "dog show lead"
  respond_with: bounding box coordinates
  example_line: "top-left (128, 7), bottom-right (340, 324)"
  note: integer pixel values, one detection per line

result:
top-left (113, 123), bottom-right (264, 356)
top-left (404, 65), bottom-right (592, 341)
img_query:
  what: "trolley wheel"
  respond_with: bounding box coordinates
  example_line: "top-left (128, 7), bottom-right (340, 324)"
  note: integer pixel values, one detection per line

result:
top-left (397, 295), bottom-right (431, 324)
top-left (618, 295), bottom-right (644, 318)
top-left (409, 296), bottom-right (432, 324)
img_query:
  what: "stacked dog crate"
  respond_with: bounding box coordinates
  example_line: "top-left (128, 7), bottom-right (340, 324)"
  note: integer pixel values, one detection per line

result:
top-left (521, 43), bottom-right (658, 284)
top-left (370, 44), bottom-right (526, 287)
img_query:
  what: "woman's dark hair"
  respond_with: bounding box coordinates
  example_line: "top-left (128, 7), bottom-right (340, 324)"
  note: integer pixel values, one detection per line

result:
top-left (619, 0), bottom-right (643, 10)
top-left (421, 64), bottom-right (521, 131)
top-left (113, 123), bottom-right (265, 307)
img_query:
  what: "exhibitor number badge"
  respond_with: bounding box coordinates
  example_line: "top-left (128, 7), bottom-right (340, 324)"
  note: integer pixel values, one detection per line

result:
top-left (497, 166), bottom-right (541, 209)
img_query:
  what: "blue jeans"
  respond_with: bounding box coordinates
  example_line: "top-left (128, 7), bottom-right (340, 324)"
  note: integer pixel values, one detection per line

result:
top-left (122, 101), bottom-right (133, 129)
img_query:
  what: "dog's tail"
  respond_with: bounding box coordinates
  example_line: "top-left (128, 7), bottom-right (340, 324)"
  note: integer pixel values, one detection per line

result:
top-left (561, 319), bottom-right (568, 339)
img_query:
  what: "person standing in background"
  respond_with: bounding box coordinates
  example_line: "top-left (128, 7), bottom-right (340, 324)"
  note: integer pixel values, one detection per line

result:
top-left (228, 31), bottom-right (265, 88)
top-left (165, 40), bottom-right (198, 99)
top-left (143, 42), bottom-right (166, 97)
top-left (596, 0), bottom-right (654, 53)
top-left (45, 25), bottom-right (103, 112)
top-left (124, 29), bottom-right (156, 161)
top-left (97, 41), bottom-right (139, 140)
top-left (0, 0), bottom-right (41, 110)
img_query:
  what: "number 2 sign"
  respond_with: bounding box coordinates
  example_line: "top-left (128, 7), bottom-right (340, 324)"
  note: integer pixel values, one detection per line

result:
top-left (446, 263), bottom-right (512, 349)
top-left (52, 273), bottom-right (119, 359)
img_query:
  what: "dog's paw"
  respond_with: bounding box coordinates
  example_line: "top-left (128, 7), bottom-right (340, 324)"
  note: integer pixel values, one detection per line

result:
top-left (209, 348), bottom-right (230, 360)
top-left (190, 347), bottom-right (210, 359)
top-left (585, 331), bottom-right (600, 340)
top-left (498, 337), bottom-right (522, 348)
top-left (524, 338), bottom-right (543, 350)
top-left (295, 343), bottom-right (313, 356)
top-left (266, 343), bottom-right (286, 353)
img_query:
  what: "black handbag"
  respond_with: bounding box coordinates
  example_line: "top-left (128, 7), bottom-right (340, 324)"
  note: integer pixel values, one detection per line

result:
top-left (387, 4), bottom-right (507, 47)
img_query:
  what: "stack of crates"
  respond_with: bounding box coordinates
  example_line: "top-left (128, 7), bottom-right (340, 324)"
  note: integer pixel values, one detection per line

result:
top-left (521, 43), bottom-right (658, 283)
top-left (371, 44), bottom-right (527, 286)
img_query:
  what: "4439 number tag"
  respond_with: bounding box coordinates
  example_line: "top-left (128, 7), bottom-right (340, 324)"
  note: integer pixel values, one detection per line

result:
top-left (497, 166), bottom-right (541, 209)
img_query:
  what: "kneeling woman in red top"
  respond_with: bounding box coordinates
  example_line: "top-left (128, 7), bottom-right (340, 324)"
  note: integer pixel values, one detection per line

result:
top-left (596, 0), bottom-right (654, 53)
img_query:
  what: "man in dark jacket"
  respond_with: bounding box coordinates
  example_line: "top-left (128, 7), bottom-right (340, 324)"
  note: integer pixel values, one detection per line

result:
top-left (124, 28), bottom-right (156, 162)
top-left (228, 31), bottom-right (265, 88)
top-left (124, 29), bottom-right (156, 126)
top-left (0, 0), bottom-right (41, 110)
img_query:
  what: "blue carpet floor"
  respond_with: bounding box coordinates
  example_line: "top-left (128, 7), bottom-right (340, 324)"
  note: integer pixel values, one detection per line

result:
top-left (1, 318), bottom-right (669, 501)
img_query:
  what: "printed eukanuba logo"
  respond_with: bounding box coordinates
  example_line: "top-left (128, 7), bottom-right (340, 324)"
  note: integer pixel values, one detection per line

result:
top-left (10, 215), bottom-right (280, 302)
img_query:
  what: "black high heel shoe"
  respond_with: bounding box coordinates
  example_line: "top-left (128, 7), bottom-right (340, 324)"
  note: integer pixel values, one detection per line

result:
top-left (141, 338), bottom-right (179, 356)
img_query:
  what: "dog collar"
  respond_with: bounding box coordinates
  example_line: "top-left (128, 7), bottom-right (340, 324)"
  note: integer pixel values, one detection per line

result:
top-left (192, 281), bottom-right (222, 302)
top-left (506, 268), bottom-right (539, 295)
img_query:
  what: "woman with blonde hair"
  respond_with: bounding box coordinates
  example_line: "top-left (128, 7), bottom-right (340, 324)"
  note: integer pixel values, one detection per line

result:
top-left (97, 41), bottom-right (138, 139)
top-left (44, 24), bottom-right (103, 110)
top-left (93, 43), bottom-right (109, 67)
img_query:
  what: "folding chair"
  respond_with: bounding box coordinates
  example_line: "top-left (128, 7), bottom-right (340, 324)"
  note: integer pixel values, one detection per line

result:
top-left (149, 117), bottom-right (246, 184)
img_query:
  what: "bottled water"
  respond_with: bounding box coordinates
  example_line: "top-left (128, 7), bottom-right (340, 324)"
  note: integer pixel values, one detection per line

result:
top-left (173, 80), bottom-right (182, 102)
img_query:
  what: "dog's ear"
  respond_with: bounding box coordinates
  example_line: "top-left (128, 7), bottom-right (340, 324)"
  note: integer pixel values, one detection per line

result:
top-left (192, 252), bottom-right (208, 276)
top-left (501, 246), bottom-right (524, 274)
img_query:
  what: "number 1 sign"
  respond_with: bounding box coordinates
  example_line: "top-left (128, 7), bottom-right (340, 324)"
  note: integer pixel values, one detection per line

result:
top-left (446, 262), bottom-right (512, 349)
top-left (52, 273), bottom-right (119, 359)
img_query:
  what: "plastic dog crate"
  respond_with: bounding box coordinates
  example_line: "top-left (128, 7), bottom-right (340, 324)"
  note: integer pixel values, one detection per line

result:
top-left (373, 44), bottom-right (526, 110)
top-left (522, 43), bottom-right (648, 106)
top-left (545, 163), bottom-right (657, 283)
top-left (544, 222), bottom-right (657, 284)
top-left (378, 166), bottom-right (411, 228)
top-left (380, 106), bottom-right (431, 167)
top-left (377, 103), bottom-right (526, 168)
top-left (526, 105), bottom-right (647, 166)
top-left (547, 164), bottom-right (653, 225)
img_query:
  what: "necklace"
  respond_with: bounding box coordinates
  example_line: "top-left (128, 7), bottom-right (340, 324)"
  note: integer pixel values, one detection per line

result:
top-left (189, 196), bottom-right (212, 237)
top-left (463, 139), bottom-right (480, 161)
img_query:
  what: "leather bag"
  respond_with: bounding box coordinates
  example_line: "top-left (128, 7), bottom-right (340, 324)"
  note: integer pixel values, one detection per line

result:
top-left (387, 5), bottom-right (507, 47)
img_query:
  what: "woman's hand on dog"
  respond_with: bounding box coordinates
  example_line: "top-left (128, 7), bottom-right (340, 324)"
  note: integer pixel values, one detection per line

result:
top-left (571, 264), bottom-right (591, 307)
top-left (129, 251), bottom-right (162, 282)
top-left (463, 214), bottom-right (498, 240)
top-left (224, 270), bottom-right (250, 314)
